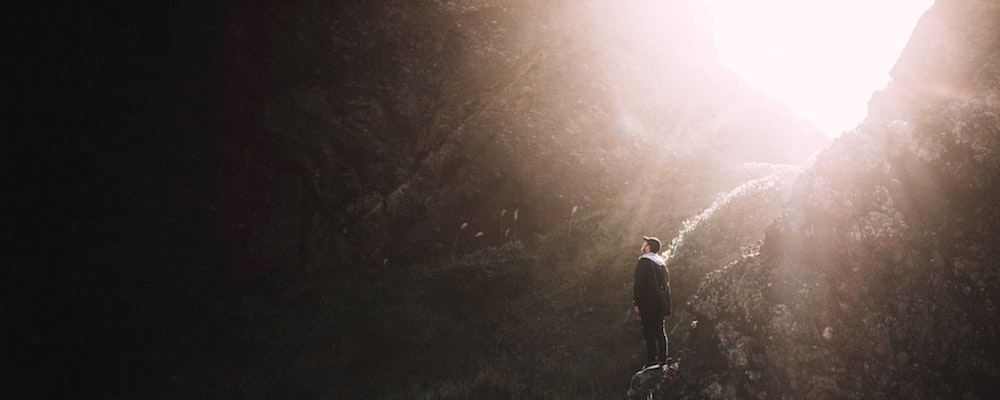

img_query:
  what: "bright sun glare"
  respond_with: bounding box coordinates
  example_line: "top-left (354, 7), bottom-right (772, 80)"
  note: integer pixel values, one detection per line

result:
top-left (704, 0), bottom-right (936, 137)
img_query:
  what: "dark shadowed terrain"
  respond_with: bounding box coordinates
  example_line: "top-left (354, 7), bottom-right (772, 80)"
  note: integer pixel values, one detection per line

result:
top-left (8, 0), bottom-right (998, 398)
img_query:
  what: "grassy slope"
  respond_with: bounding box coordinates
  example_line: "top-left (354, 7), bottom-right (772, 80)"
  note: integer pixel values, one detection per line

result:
top-left (175, 161), bottom-right (800, 399)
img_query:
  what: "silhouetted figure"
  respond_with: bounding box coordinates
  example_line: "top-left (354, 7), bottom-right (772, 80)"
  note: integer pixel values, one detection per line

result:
top-left (633, 236), bottom-right (671, 370)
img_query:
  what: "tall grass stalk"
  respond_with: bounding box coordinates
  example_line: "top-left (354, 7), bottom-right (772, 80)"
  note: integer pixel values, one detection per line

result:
top-left (451, 222), bottom-right (469, 259)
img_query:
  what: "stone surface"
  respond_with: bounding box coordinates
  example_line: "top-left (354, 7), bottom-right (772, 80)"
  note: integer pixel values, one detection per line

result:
top-left (626, 359), bottom-right (681, 400)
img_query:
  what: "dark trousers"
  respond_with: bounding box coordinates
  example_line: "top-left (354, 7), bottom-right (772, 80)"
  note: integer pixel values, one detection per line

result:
top-left (640, 311), bottom-right (667, 364)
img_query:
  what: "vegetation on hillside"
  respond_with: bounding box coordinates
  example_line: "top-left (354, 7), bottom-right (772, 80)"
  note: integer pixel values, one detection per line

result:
top-left (19, 0), bottom-right (999, 398)
top-left (655, 0), bottom-right (1000, 396)
top-left (176, 158), bottom-right (798, 398)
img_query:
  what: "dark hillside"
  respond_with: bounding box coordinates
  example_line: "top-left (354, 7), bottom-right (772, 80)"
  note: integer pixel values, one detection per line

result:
top-left (11, 0), bottom-right (941, 398)
top-left (211, 0), bottom-right (828, 279)
top-left (192, 1), bottom-right (827, 397)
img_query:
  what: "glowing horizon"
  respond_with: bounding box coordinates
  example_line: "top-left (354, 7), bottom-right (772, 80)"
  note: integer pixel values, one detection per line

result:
top-left (705, 0), bottom-right (936, 137)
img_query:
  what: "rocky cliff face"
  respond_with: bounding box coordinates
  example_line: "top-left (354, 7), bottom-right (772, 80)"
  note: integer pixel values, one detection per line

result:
top-left (214, 0), bottom-right (826, 280)
top-left (663, 0), bottom-right (1000, 398)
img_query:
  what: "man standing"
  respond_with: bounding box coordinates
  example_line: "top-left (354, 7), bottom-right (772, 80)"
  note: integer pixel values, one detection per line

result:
top-left (633, 236), bottom-right (671, 370)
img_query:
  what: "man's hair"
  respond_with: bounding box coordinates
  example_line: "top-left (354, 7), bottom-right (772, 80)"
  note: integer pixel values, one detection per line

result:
top-left (644, 236), bottom-right (661, 253)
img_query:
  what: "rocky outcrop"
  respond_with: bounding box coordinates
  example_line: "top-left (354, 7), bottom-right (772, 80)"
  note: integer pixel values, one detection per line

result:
top-left (665, 0), bottom-right (1000, 398)
top-left (627, 359), bottom-right (681, 400)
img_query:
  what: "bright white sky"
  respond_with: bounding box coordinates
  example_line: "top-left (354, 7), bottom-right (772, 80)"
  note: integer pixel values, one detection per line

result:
top-left (704, 0), bottom-right (936, 137)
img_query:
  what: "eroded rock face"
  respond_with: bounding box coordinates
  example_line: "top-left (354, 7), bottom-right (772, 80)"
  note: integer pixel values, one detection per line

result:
top-left (666, 0), bottom-right (1000, 398)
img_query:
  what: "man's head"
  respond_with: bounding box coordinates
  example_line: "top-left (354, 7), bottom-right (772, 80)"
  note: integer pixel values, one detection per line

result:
top-left (643, 236), bottom-right (661, 253)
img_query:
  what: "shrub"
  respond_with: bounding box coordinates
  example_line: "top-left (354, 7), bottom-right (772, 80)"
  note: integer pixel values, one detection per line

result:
top-left (426, 241), bottom-right (537, 311)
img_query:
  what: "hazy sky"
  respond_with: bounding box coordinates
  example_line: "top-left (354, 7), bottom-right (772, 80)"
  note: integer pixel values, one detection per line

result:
top-left (705, 0), bottom-right (936, 137)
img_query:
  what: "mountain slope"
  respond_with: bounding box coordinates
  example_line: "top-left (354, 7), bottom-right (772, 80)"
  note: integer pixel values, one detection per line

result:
top-left (13, 0), bottom-right (833, 397)
top-left (214, 0), bottom-right (828, 279)
top-left (664, 0), bottom-right (1000, 398)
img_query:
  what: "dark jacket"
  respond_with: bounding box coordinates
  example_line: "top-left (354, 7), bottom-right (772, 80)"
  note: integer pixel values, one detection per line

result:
top-left (633, 253), bottom-right (671, 316)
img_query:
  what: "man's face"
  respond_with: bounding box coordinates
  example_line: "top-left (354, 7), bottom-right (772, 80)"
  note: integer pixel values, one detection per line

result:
top-left (641, 242), bottom-right (649, 253)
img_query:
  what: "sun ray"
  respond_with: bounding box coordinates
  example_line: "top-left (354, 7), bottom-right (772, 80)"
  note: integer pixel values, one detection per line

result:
top-left (704, 0), bottom-right (936, 137)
